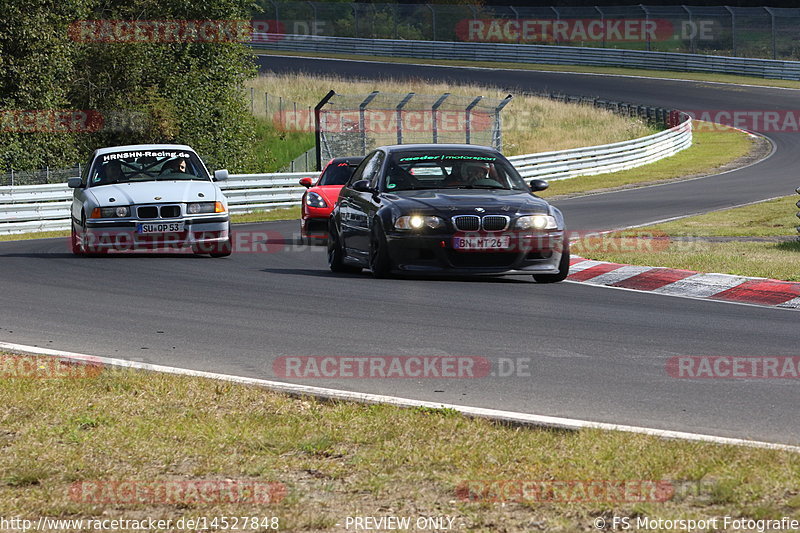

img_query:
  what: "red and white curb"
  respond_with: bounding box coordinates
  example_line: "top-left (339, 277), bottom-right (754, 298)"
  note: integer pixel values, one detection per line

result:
top-left (568, 257), bottom-right (800, 310)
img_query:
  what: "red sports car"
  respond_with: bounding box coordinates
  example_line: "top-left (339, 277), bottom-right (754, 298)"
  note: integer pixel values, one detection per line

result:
top-left (299, 156), bottom-right (364, 243)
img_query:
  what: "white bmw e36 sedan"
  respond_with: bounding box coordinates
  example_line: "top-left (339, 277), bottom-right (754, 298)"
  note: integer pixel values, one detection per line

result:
top-left (68, 144), bottom-right (232, 256)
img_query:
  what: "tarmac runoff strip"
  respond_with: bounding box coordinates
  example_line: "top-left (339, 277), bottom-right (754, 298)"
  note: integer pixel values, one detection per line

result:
top-left (1, 341), bottom-right (800, 453)
top-left (568, 257), bottom-right (800, 310)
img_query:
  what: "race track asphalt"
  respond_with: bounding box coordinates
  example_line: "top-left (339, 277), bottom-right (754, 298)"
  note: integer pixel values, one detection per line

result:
top-left (1, 56), bottom-right (797, 444)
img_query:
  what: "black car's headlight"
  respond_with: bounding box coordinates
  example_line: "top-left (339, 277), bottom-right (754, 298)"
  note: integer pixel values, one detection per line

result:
top-left (187, 202), bottom-right (223, 214)
top-left (516, 215), bottom-right (558, 230)
top-left (305, 192), bottom-right (328, 208)
top-left (394, 215), bottom-right (445, 230)
top-left (91, 206), bottom-right (130, 218)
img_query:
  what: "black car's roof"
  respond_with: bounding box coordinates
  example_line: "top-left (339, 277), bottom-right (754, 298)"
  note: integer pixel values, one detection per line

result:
top-left (377, 144), bottom-right (501, 155)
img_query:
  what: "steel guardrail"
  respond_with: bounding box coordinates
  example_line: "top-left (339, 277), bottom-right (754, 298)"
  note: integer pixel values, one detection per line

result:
top-left (0, 116), bottom-right (692, 235)
top-left (250, 34), bottom-right (800, 81)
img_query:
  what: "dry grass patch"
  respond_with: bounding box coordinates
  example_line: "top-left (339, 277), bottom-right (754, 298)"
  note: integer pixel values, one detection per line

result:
top-left (2, 355), bottom-right (800, 532)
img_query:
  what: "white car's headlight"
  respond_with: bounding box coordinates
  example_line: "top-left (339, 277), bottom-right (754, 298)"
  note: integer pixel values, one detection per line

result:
top-left (187, 202), bottom-right (217, 214)
top-left (92, 206), bottom-right (130, 218)
top-left (394, 215), bottom-right (445, 230)
top-left (516, 215), bottom-right (558, 230)
top-left (305, 192), bottom-right (328, 208)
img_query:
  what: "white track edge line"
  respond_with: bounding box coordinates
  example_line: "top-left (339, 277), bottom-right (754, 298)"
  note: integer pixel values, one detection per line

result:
top-left (2, 341), bottom-right (798, 453)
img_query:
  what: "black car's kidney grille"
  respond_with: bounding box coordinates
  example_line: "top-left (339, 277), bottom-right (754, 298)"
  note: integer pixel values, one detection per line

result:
top-left (452, 215), bottom-right (480, 231)
top-left (159, 205), bottom-right (181, 218)
top-left (482, 215), bottom-right (509, 231)
top-left (137, 206), bottom-right (158, 219)
top-left (452, 215), bottom-right (509, 232)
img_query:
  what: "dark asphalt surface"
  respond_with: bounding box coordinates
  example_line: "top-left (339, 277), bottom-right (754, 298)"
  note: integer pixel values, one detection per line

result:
top-left (1, 56), bottom-right (798, 444)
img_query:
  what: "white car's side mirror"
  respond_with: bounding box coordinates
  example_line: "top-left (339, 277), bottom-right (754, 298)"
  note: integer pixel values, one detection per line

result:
top-left (214, 169), bottom-right (229, 182)
top-left (67, 177), bottom-right (83, 188)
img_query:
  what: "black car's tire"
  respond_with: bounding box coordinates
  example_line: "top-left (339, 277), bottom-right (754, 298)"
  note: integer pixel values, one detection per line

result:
top-left (533, 239), bottom-right (570, 284)
top-left (210, 224), bottom-right (233, 258)
top-left (369, 221), bottom-right (393, 279)
top-left (71, 222), bottom-right (85, 256)
top-left (328, 222), bottom-right (361, 274)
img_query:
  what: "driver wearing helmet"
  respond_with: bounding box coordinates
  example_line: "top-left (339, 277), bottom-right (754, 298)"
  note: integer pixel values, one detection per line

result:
top-left (463, 161), bottom-right (490, 183)
top-left (445, 160), bottom-right (491, 187)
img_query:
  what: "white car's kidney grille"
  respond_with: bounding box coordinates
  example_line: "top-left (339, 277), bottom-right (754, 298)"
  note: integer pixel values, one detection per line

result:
top-left (136, 205), bottom-right (181, 218)
top-left (160, 205), bottom-right (181, 218)
top-left (137, 206), bottom-right (158, 219)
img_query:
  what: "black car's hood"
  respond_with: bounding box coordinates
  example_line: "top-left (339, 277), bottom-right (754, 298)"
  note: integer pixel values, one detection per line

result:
top-left (384, 189), bottom-right (550, 215)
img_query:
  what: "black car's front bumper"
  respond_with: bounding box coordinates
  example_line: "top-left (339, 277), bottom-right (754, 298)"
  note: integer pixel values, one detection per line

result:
top-left (385, 230), bottom-right (565, 275)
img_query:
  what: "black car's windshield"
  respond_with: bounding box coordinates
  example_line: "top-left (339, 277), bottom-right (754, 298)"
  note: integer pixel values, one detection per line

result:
top-left (384, 151), bottom-right (528, 192)
top-left (87, 149), bottom-right (210, 186)
top-left (318, 160), bottom-right (359, 186)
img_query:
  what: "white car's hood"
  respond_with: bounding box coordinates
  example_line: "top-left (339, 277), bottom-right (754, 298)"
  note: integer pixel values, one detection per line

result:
top-left (88, 181), bottom-right (220, 206)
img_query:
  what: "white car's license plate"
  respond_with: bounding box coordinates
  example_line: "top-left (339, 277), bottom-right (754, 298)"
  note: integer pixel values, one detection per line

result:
top-left (137, 222), bottom-right (184, 233)
top-left (452, 235), bottom-right (511, 250)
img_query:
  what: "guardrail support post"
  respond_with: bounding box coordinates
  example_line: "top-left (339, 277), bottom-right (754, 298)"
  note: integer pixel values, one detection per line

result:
top-left (640, 5), bottom-right (651, 52)
top-left (359, 91), bottom-right (380, 155)
top-left (396, 92), bottom-right (415, 145)
top-left (431, 93), bottom-right (450, 144)
top-left (315, 90), bottom-right (336, 171)
top-left (465, 96), bottom-right (483, 145)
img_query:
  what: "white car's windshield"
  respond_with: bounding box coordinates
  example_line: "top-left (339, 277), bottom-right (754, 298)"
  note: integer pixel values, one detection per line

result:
top-left (88, 150), bottom-right (210, 187)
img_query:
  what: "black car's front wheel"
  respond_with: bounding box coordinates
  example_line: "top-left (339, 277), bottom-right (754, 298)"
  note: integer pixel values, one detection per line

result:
top-left (369, 221), bottom-right (393, 279)
top-left (533, 239), bottom-right (570, 284)
top-left (328, 221), bottom-right (361, 274)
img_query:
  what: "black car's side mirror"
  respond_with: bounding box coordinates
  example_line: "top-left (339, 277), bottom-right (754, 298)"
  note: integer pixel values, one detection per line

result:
top-left (352, 180), bottom-right (373, 193)
top-left (530, 179), bottom-right (549, 192)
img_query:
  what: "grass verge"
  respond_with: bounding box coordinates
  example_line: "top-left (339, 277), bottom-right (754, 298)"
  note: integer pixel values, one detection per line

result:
top-left (2, 354), bottom-right (799, 532)
top-left (572, 195), bottom-right (800, 281)
top-left (257, 50), bottom-right (800, 91)
top-left (245, 72), bottom-right (656, 156)
top-left (252, 118), bottom-right (315, 172)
